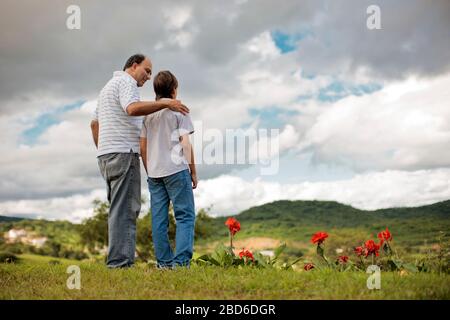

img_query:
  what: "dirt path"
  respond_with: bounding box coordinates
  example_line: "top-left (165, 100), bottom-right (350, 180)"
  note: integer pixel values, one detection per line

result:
top-left (202, 237), bottom-right (282, 252)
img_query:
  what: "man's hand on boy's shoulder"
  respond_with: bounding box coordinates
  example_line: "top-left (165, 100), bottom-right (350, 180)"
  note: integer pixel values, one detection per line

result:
top-left (163, 98), bottom-right (189, 115)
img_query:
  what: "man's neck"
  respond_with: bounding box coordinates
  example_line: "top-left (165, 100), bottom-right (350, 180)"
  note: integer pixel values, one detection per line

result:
top-left (125, 69), bottom-right (138, 82)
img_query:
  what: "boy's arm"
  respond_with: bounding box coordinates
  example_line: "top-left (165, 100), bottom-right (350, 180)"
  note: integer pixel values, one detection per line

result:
top-left (189, 146), bottom-right (197, 189)
top-left (140, 137), bottom-right (148, 175)
top-left (180, 134), bottom-right (197, 189)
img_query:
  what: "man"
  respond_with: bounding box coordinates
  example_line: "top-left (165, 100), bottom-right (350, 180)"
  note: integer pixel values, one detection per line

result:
top-left (90, 54), bottom-right (189, 268)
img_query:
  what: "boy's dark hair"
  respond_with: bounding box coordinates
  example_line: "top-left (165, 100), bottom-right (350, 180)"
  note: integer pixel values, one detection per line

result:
top-left (153, 70), bottom-right (178, 100)
top-left (123, 54), bottom-right (146, 71)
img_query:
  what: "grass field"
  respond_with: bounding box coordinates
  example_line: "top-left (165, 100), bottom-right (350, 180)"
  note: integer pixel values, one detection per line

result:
top-left (0, 254), bottom-right (449, 300)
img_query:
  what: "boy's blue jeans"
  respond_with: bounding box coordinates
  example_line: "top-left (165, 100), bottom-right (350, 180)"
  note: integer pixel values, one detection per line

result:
top-left (147, 169), bottom-right (195, 268)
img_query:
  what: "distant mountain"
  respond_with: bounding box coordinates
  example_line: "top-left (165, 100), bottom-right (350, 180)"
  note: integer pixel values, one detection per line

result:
top-left (374, 199), bottom-right (450, 219)
top-left (0, 215), bottom-right (27, 223)
top-left (234, 199), bottom-right (450, 227)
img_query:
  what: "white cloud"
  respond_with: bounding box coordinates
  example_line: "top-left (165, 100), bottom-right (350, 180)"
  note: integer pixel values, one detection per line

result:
top-left (164, 6), bottom-right (192, 30)
top-left (155, 5), bottom-right (197, 49)
top-left (298, 74), bottom-right (450, 171)
top-left (246, 31), bottom-right (280, 60)
top-left (0, 189), bottom-right (107, 223)
top-left (0, 100), bottom-right (102, 200)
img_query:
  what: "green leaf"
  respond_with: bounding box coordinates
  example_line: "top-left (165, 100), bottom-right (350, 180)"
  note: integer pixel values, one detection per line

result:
top-left (285, 256), bottom-right (302, 269)
top-left (223, 251), bottom-right (234, 267)
top-left (210, 243), bottom-right (235, 267)
top-left (233, 257), bottom-right (244, 266)
top-left (195, 254), bottom-right (220, 266)
top-left (208, 257), bottom-right (220, 266)
top-left (343, 264), bottom-right (352, 272)
top-left (387, 258), bottom-right (402, 271)
top-left (197, 254), bottom-right (211, 261)
top-left (273, 242), bottom-right (286, 261)
top-left (402, 263), bottom-right (418, 273)
top-left (253, 252), bottom-right (269, 268)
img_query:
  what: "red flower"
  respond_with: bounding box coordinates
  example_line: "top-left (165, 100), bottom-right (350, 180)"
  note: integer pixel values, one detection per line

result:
top-left (311, 231), bottom-right (329, 245)
top-left (377, 227), bottom-right (392, 246)
top-left (304, 263), bottom-right (315, 271)
top-left (354, 246), bottom-right (366, 257)
top-left (338, 255), bottom-right (349, 264)
top-left (239, 249), bottom-right (254, 261)
top-left (364, 240), bottom-right (380, 257)
top-left (225, 217), bottom-right (241, 236)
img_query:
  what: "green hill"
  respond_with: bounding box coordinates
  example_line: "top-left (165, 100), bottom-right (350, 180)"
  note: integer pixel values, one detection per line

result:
top-left (0, 215), bottom-right (26, 223)
top-left (237, 199), bottom-right (450, 224)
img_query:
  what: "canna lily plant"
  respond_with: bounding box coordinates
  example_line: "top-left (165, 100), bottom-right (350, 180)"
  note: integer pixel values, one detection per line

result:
top-left (311, 231), bottom-right (330, 265)
top-left (306, 227), bottom-right (417, 272)
top-left (225, 217), bottom-right (240, 252)
top-left (194, 217), bottom-right (302, 270)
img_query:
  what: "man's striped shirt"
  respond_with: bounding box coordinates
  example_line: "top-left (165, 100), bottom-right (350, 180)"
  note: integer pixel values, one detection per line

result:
top-left (93, 71), bottom-right (142, 157)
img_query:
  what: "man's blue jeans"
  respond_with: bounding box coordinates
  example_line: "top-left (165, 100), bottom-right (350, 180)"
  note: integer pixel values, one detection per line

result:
top-left (147, 169), bottom-right (195, 268)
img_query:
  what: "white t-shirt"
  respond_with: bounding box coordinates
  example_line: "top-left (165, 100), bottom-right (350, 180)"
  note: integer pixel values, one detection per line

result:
top-left (140, 107), bottom-right (194, 178)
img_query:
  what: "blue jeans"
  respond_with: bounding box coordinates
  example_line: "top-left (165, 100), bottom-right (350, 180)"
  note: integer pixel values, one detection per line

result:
top-left (147, 169), bottom-right (195, 268)
top-left (97, 151), bottom-right (141, 269)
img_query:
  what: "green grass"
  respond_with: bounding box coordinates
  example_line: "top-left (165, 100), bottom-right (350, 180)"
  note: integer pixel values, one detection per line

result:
top-left (0, 254), bottom-right (449, 300)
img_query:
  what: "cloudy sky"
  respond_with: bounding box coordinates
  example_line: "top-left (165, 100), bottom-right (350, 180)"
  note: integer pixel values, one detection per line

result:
top-left (0, 0), bottom-right (449, 222)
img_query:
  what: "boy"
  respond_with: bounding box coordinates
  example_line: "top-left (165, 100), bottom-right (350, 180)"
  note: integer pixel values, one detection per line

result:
top-left (140, 70), bottom-right (197, 269)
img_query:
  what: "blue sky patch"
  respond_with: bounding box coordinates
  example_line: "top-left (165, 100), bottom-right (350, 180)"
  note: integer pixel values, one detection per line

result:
top-left (271, 30), bottom-right (311, 54)
top-left (21, 100), bottom-right (85, 145)
top-left (249, 107), bottom-right (300, 128)
top-left (318, 81), bottom-right (382, 103)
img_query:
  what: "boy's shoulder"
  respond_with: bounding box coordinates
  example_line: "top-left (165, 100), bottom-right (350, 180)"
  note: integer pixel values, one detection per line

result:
top-left (163, 109), bottom-right (193, 124)
top-left (144, 109), bottom-right (166, 120)
top-left (169, 109), bottom-right (189, 118)
top-left (143, 109), bottom-right (181, 126)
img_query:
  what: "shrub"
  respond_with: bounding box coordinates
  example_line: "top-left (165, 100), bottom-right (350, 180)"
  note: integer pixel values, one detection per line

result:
top-left (0, 251), bottom-right (19, 263)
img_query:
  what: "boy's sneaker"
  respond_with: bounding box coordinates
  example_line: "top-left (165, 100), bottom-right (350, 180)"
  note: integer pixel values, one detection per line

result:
top-left (156, 264), bottom-right (174, 271)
